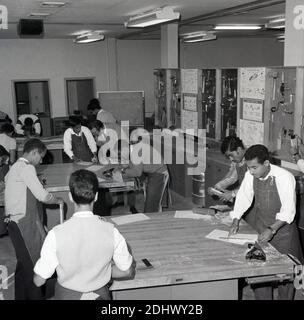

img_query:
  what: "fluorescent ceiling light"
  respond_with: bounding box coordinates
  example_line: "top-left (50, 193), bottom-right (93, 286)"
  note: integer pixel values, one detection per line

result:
top-left (182, 32), bottom-right (217, 43)
top-left (29, 12), bottom-right (51, 17)
top-left (40, 1), bottom-right (66, 7)
top-left (125, 6), bottom-right (180, 28)
top-left (265, 15), bottom-right (285, 29)
top-left (214, 25), bottom-right (261, 30)
top-left (74, 31), bottom-right (105, 44)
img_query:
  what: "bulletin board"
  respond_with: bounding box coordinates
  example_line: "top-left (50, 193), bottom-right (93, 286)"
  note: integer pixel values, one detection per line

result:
top-left (97, 91), bottom-right (145, 126)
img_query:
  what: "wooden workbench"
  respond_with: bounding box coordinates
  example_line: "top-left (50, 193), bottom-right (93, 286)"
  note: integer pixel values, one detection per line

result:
top-left (38, 162), bottom-right (134, 228)
top-left (108, 211), bottom-right (295, 300)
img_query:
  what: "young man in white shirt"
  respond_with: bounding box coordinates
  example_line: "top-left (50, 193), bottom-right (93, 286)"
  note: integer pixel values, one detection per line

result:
top-left (229, 144), bottom-right (303, 300)
top-left (33, 169), bottom-right (135, 300)
top-left (5, 138), bottom-right (64, 299)
top-left (63, 116), bottom-right (98, 163)
top-left (207, 136), bottom-right (247, 203)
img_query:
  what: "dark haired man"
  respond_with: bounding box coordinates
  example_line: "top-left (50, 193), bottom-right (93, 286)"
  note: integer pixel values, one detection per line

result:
top-left (63, 115), bottom-right (98, 163)
top-left (229, 144), bottom-right (303, 300)
top-left (5, 138), bottom-right (64, 299)
top-left (33, 169), bottom-right (135, 300)
top-left (208, 135), bottom-right (247, 202)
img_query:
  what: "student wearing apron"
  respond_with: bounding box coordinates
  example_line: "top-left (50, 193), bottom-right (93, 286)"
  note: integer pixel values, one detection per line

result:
top-left (4, 138), bottom-right (64, 299)
top-left (33, 169), bottom-right (135, 300)
top-left (230, 145), bottom-right (303, 300)
top-left (63, 115), bottom-right (98, 163)
top-left (290, 145), bottom-right (304, 253)
top-left (207, 136), bottom-right (247, 203)
top-left (0, 146), bottom-right (9, 237)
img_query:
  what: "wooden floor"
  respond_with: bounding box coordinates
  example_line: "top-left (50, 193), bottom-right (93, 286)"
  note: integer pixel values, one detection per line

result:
top-left (1, 191), bottom-right (303, 300)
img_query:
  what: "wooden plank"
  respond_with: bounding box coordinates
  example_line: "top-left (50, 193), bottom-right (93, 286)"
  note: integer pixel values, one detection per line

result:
top-left (108, 212), bottom-right (294, 291)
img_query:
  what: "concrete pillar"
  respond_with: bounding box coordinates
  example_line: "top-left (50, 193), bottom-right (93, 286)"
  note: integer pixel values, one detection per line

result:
top-left (106, 38), bottom-right (118, 90)
top-left (161, 23), bottom-right (179, 68)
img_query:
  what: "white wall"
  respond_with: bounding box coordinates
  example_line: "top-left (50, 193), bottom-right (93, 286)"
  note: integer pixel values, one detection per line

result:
top-left (0, 39), bottom-right (108, 121)
top-left (0, 37), bottom-right (284, 122)
top-left (180, 37), bottom-right (284, 68)
top-left (117, 40), bottom-right (160, 116)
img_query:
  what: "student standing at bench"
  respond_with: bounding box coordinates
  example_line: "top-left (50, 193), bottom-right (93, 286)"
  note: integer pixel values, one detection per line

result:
top-left (63, 115), bottom-right (98, 163)
top-left (0, 145), bottom-right (10, 238)
top-left (229, 144), bottom-right (303, 300)
top-left (208, 136), bottom-right (247, 203)
top-left (15, 114), bottom-right (41, 137)
top-left (5, 138), bottom-right (64, 299)
top-left (33, 169), bottom-right (135, 300)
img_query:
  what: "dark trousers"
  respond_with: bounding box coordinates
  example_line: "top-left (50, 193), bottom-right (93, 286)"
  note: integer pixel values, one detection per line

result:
top-left (93, 188), bottom-right (112, 216)
top-left (0, 207), bottom-right (7, 235)
top-left (144, 173), bottom-right (165, 213)
top-left (7, 221), bottom-right (44, 300)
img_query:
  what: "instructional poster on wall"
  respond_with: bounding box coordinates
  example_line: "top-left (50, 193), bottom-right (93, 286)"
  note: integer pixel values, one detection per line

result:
top-left (181, 69), bottom-right (198, 93)
top-left (183, 95), bottom-right (197, 111)
top-left (239, 119), bottom-right (264, 147)
top-left (242, 99), bottom-right (263, 122)
top-left (240, 67), bottom-right (266, 100)
top-left (181, 110), bottom-right (198, 132)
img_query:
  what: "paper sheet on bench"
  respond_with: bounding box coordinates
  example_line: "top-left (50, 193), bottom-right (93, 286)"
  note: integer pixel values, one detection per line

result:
top-left (174, 210), bottom-right (213, 221)
top-left (86, 165), bottom-right (104, 172)
top-left (77, 161), bottom-right (93, 166)
top-left (111, 213), bottom-right (150, 225)
top-left (206, 229), bottom-right (258, 245)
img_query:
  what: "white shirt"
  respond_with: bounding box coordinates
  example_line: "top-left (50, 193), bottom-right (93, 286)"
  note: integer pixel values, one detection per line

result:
top-left (15, 114), bottom-right (41, 135)
top-left (5, 158), bottom-right (52, 221)
top-left (0, 133), bottom-right (16, 152)
top-left (230, 164), bottom-right (296, 224)
top-left (96, 109), bottom-right (117, 124)
top-left (34, 211), bottom-right (133, 279)
top-left (63, 126), bottom-right (97, 159)
top-left (296, 159), bottom-right (304, 173)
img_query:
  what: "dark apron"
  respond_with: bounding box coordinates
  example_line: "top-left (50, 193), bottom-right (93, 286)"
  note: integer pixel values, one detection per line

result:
top-left (248, 175), bottom-right (303, 263)
top-left (71, 133), bottom-right (93, 162)
top-left (53, 282), bottom-right (111, 300)
top-left (14, 188), bottom-right (47, 265)
top-left (236, 162), bottom-right (247, 185)
top-left (144, 172), bottom-right (166, 213)
top-left (7, 188), bottom-right (47, 299)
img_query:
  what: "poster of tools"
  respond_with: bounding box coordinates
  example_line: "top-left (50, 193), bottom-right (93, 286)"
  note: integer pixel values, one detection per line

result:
top-left (240, 67), bottom-right (266, 100)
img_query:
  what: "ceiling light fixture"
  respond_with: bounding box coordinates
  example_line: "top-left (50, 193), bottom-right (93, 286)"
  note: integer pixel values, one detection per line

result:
top-left (74, 31), bottom-right (105, 44)
top-left (29, 12), bottom-right (51, 18)
top-left (182, 31), bottom-right (217, 43)
top-left (214, 25), bottom-right (261, 30)
top-left (265, 15), bottom-right (285, 29)
top-left (40, 2), bottom-right (66, 8)
top-left (125, 6), bottom-right (180, 28)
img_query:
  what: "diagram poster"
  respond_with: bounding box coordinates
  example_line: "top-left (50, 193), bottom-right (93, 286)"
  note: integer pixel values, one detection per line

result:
top-left (239, 119), bottom-right (264, 147)
top-left (240, 67), bottom-right (266, 100)
top-left (242, 99), bottom-right (263, 122)
top-left (181, 69), bottom-right (198, 94)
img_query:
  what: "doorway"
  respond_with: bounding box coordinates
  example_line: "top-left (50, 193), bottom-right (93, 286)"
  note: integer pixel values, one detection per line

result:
top-left (14, 80), bottom-right (51, 116)
top-left (66, 78), bottom-right (95, 117)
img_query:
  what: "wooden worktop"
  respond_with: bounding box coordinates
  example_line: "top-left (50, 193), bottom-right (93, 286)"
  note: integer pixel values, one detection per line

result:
top-left (38, 162), bottom-right (134, 192)
top-left (109, 211), bottom-right (294, 291)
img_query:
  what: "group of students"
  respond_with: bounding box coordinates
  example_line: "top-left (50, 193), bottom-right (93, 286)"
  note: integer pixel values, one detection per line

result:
top-left (62, 99), bottom-right (169, 215)
top-left (208, 135), bottom-right (304, 300)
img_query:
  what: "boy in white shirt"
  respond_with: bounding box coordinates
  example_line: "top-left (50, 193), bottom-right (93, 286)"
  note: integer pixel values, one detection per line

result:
top-left (33, 169), bottom-right (135, 300)
top-left (63, 116), bottom-right (97, 163)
